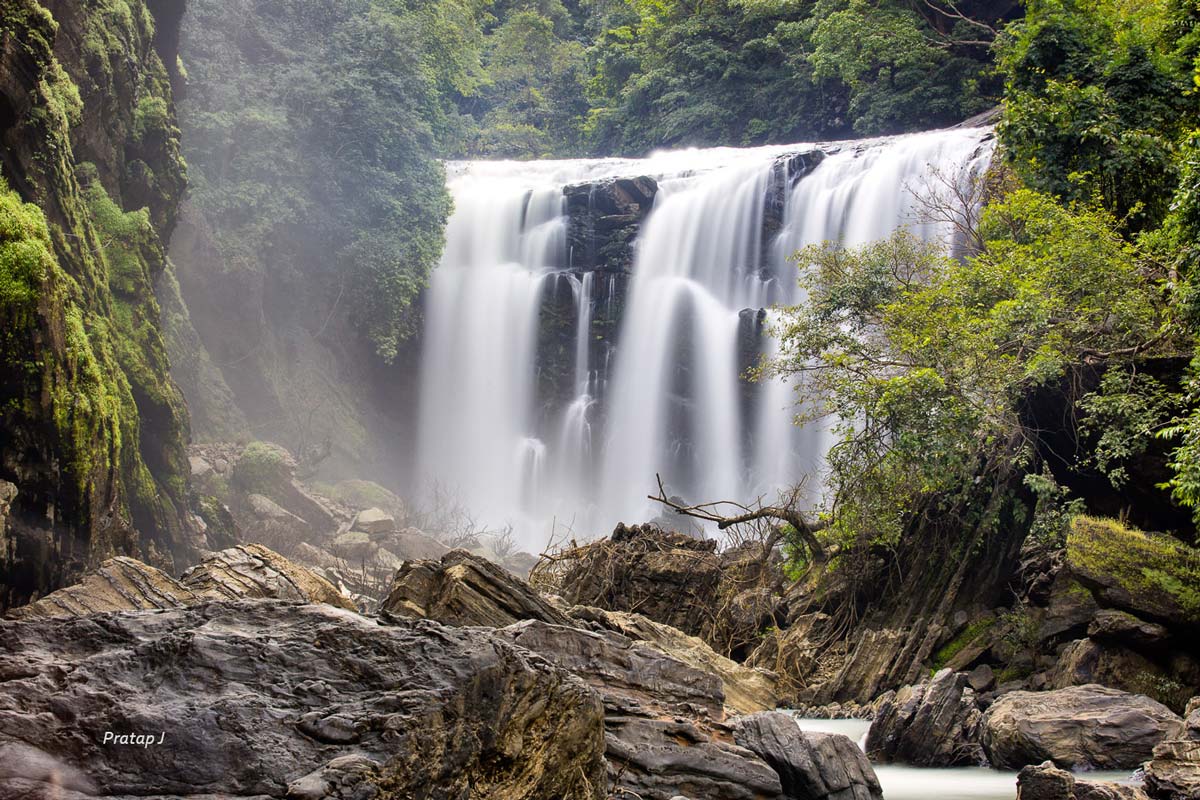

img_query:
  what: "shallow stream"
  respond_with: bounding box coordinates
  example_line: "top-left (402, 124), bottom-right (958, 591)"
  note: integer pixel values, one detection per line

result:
top-left (790, 718), bottom-right (1141, 800)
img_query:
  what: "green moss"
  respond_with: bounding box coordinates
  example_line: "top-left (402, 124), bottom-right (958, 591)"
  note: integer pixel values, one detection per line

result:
top-left (232, 442), bottom-right (293, 494)
top-left (932, 616), bottom-right (996, 670)
top-left (1068, 515), bottom-right (1200, 622)
top-left (312, 479), bottom-right (404, 515)
top-left (0, 190), bottom-right (54, 310)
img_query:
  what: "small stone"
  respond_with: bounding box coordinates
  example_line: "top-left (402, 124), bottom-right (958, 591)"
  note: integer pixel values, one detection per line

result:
top-left (968, 664), bottom-right (996, 692)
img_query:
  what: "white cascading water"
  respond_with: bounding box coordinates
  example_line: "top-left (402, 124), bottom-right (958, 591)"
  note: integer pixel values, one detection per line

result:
top-left (416, 128), bottom-right (993, 549)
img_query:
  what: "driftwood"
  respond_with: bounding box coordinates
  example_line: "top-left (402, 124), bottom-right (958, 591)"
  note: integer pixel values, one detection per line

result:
top-left (648, 475), bottom-right (828, 563)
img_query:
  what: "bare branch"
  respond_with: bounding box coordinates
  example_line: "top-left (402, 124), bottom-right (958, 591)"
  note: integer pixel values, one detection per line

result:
top-left (648, 474), bottom-right (828, 563)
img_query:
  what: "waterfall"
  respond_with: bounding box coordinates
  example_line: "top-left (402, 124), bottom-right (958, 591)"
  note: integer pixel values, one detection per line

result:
top-left (416, 128), bottom-right (993, 548)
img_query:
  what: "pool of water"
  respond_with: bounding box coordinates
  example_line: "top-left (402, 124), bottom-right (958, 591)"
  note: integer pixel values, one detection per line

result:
top-left (788, 718), bottom-right (1139, 800)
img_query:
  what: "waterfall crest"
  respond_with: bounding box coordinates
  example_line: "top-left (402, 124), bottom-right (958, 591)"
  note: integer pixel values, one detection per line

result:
top-left (416, 128), bottom-right (993, 548)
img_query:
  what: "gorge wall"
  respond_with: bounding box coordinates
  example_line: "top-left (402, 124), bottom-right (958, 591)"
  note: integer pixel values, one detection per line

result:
top-left (0, 0), bottom-right (196, 609)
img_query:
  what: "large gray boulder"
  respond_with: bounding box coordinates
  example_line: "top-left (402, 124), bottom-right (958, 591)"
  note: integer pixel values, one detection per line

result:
top-left (382, 549), bottom-right (573, 628)
top-left (733, 712), bottom-right (882, 800)
top-left (983, 685), bottom-right (1184, 769)
top-left (0, 600), bottom-right (606, 800)
top-left (865, 668), bottom-right (985, 766)
top-left (495, 619), bottom-right (782, 799)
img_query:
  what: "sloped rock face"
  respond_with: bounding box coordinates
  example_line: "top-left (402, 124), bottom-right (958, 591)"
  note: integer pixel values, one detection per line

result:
top-left (180, 543), bottom-right (356, 611)
top-left (383, 549), bottom-right (573, 628)
top-left (495, 619), bottom-right (782, 800)
top-left (5, 557), bottom-right (197, 619)
top-left (733, 712), bottom-right (882, 800)
top-left (0, 600), bottom-right (607, 800)
top-left (865, 668), bottom-right (985, 766)
top-left (6, 545), bottom-right (355, 619)
top-left (983, 685), bottom-right (1184, 770)
top-left (571, 606), bottom-right (779, 715)
top-left (558, 524), bottom-right (722, 638)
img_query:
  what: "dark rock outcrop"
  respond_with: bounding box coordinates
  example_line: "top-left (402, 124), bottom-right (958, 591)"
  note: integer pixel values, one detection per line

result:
top-left (565, 176), bottom-right (658, 272)
top-left (1017, 761), bottom-right (1148, 800)
top-left (495, 619), bottom-right (783, 800)
top-left (983, 685), bottom-right (1184, 770)
top-left (733, 711), bottom-right (882, 800)
top-left (383, 549), bottom-right (573, 628)
top-left (0, 600), bottom-right (607, 799)
top-left (865, 668), bottom-right (985, 766)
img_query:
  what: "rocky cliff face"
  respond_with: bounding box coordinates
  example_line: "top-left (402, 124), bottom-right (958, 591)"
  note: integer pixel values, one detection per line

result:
top-left (0, 0), bottom-right (193, 610)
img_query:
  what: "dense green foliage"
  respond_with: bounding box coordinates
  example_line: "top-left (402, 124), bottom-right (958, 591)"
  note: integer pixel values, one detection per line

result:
top-left (769, 0), bottom-right (1200, 554)
top-left (449, 0), bottom-right (1013, 157)
top-left (180, 0), bottom-right (468, 360)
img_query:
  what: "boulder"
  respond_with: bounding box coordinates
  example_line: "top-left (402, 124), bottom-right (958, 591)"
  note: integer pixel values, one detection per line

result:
top-left (351, 507), bottom-right (396, 535)
top-left (558, 523), bottom-right (721, 638)
top-left (330, 530), bottom-right (374, 561)
top-left (969, 664), bottom-right (997, 693)
top-left (1066, 517), bottom-right (1200, 626)
top-left (385, 528), bottom-right (450, 562)
top-left (733, 711), bottom-right (882, 800)
top-left (865, 668), bottom-right (985, 766)
top-left (495, 619), bottom-right (784, 799)
top-left (1039, 573), bottom-right (1101, 643)
top-left (570, 606), bottom-right (778, 715)
top-left (982, 685), bottom-right (1184, 769)
top-left (383, 549), bottom-right (573, 628)
top-left (1047, 639), bottom-right (1166, 698)
top-left (188, 455), bottom-right (214, 480)
top-left (1017, 761), bottom-right (1149, 800)
top-left (1089, 610), bottom-right (1171, 648)
top-left (240, 493), bottom-right (314, 554)
top-left (0, 600), bottom-right (606, 799)
top-left (5, 557), bottom-right (197, 619)
top-left (232, 442), bottom-right (337, 533)
top-left (180, 543), bottom-right (356, 611)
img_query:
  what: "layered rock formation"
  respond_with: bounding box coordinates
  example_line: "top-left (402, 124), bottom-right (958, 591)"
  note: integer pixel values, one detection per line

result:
top-left (0, 600), bottom-right (607, 799)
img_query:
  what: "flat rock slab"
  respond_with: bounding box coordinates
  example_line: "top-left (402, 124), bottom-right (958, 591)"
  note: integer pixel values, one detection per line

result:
top-left (0, 600), bottom-right (606, 800)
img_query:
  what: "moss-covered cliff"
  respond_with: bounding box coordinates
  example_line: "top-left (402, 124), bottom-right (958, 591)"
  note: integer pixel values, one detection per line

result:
top-left (0, 0), bottom-right (192, 609)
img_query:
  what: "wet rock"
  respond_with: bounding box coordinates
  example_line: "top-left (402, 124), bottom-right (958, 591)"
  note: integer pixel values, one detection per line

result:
top-left (733, 711), bottom-right (882, 800)
top-left (351, 507), bottom-right (395, 535)
top-left (865, 668), bottom-right (985, 766)
top-left (0, 600), bottom-right (606, 799)
top-left (1017, 761), bottom-right (1148, 800)
top-left (982, 684), bottom-right (1184, 769)
top-left (569, 606), bottom-right (779, 715)
top-left (180, 543), bottom-right (356, 611)
top-left (6, 557), bottom-right (197, 619)
top-left (383, 549), bottom-right (572, 628)
top-left (558, 524), bottom-right (721, 638)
